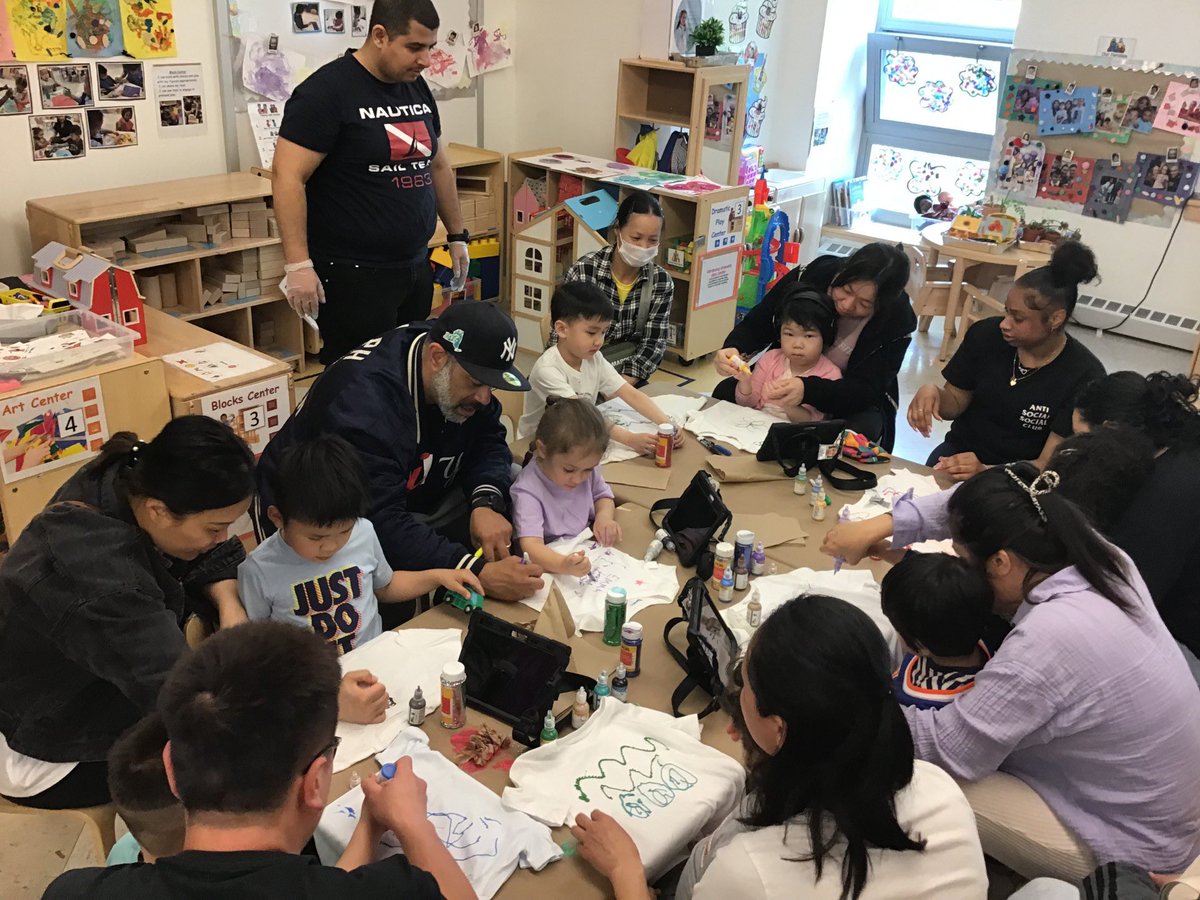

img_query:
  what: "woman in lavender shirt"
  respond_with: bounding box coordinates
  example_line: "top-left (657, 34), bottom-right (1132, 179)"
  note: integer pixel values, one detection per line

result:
top-left (822, 463), bottom-right (1200, 882)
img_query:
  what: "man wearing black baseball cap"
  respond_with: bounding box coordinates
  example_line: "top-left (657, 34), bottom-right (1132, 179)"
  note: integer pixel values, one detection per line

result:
top-left (257, 302), bottom-right (544, 622)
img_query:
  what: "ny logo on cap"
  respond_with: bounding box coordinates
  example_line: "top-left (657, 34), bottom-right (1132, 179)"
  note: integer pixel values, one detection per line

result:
top-left (501, 336), bottom-right (516, 363)
top-left (444, 329), bottom-right (465, 352)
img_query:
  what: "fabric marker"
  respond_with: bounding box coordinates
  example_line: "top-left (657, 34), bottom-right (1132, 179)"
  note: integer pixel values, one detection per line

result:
top-left (698, 436), bottom-right (732, 456)
top-left (521, 552), bottom-right (530, 565)
top-left (730, 354), bottom-right (752, 375)
top-left (377, 762), bottom-right (397, 782)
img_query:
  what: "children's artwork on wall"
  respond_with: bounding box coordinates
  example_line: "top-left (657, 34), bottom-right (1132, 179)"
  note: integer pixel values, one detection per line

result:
top-left (1082, 158), bottom-right (1137, 223)
top-left (466, 22), bottom-right (512, 77)
top-left (1001, 77), bottom-right (1061, 122)
top-left (86, 105), bottom-right (135, 147)
top-left (119, 0), bottom-right (174, 57)
top-left (9, 1), bottom-right (69, 60)
top-left (755, 0), bottom-right (777, 39)
top-left (883, 51), bottom-right (918, 86)
top-left (66, 0), bottom-right (122, 57)
top-left (995, 136), bottom-right (1045, 201)
top-left (746, 95), bottom-right (766, 138)
top-left (351, 5), bottom-right (368, 37)
top-left (1152, 81), bottom-right (1200, 136)
top-left (1133, 151), bottom-right (1198, 207)
top-left (425, 40), bottom-right (468, 90)
top-left (0, 65), bottom-right (33, 115)
top-left (869, 146), bottom-right (904, 181)
top-left (289, 2), bottom-right (319, 33)
top-left (958, 63), bottom-right (996, 98)
top-left (606, 170), bottom-right (680, 190)
top-left (240, 35), bottom-right (297, 102)
top-left (1120, 89), bottom-right (1159, 134)
top-left (36, 62), bottom-right (93, 107)
top-left (96, 60), bottom-right (142, 99)
top-left (955, 161), bottom-right (988, 200)
top-left (1091, 90), bottom-right (1132, 144)
top-left (727, 2), bottom-right (748, 44)
top-left (29, 111), bottom-right (85, 159)
top-left (918, 80), bottom-right (953, 113)
top-left (0, 10), bottom-right (14, 62)
top-left (1037, 88), bottom-right (1097, 136)
top-left (1036, 153), bottom-right (1094, 205)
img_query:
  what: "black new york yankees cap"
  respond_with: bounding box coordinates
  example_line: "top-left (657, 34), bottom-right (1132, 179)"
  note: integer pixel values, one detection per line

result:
top-left (432, 301), bottom-right (530, 392)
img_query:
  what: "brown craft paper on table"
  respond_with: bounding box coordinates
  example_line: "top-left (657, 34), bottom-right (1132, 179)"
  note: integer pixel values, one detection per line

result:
top-left (705, 454), bottom-right (791, 483)
top-left (602, 459), bottom-right (673, 490)
top-left (732, 512), bottom-right (808, 548)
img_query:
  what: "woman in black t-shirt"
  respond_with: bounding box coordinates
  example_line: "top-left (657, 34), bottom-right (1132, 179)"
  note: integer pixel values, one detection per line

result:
top-left (908, 241), bottom-right (1105, 480)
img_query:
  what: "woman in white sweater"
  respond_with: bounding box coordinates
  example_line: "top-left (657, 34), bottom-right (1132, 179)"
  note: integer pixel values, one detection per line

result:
top-left (569, 594), bottom-right (988, 900)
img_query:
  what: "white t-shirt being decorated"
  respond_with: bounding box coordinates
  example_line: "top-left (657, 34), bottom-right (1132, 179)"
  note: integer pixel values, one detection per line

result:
top-left (502, 700), bottom-right (746, 879)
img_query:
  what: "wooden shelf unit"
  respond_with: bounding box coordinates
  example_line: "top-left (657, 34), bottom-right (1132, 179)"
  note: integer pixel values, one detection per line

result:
top-left (507, 147), bottom-right (750, 363)
top-left (26, 145), bottom-right (506, 376)
top-left (614, 57), bottom-right (751, 186)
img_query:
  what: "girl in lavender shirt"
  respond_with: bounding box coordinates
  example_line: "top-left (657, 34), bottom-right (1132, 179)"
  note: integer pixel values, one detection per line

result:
top-left (511, 398), bottom-right (622, 577)
top-left (821, 464), bottom-right (1200, 880)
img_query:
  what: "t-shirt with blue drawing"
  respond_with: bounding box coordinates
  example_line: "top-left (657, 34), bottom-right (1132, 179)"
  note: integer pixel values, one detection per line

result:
top-left (239, 518), bottom-right (393, 654)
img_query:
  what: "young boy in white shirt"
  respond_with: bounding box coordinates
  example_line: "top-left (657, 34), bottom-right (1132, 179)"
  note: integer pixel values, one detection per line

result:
top-left (517, 282), bottom-right (683, 455)
top-left (239, 435), bottom-right (481, 654)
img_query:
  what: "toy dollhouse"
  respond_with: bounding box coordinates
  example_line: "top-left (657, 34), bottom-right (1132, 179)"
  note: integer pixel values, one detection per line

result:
top-left (511, 190), bottom-right (618, 351)
top-left (30, 243), bottom-right (148, 345)
top-left (512, 177), bottom-right (548, 232)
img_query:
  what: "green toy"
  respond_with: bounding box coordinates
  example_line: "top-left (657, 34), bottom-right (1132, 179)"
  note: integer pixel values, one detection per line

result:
top-left (448, 589), bottom-right (485, 612)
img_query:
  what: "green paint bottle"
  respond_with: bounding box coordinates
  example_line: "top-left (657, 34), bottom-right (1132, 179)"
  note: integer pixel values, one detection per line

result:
top-left (540, 711), bottom-right (558, 745)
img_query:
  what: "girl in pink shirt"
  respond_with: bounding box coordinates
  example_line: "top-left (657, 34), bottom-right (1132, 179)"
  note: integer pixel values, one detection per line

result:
top-left (734, 290), bottom-right (842, 420)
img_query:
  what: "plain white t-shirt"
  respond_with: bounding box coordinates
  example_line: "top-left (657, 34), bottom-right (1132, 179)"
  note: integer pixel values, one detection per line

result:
top-left (679, 760), bottom-right (987, 900)
top-left (0, 731), bottom-right (76, 798)
top-left (517, 344), bottom-right (627, 440)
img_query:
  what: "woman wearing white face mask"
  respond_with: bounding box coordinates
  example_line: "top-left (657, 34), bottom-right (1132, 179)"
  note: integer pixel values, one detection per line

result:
top-left (562, 192), bottom-right (673, 385)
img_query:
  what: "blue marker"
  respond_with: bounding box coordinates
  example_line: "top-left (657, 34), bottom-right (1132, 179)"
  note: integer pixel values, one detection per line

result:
top-left (833, 507), bottom-right (849, 574)
top-left (378, 762), bottom-right (397, 782)
top-left (698, 437), bottom-right (732, 456)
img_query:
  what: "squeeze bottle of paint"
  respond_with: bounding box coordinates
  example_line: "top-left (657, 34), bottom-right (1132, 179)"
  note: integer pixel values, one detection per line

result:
top-left (719, 570), bottom-right (735, 603)
top-left (750, 542), bottom-right (766, 576)
top-left (793, 464), bottom-right (808, 495)
top-left (644, 537), bottom-right (664, 562)
top-left (540, 711), bottom-right (558, 744)
top-left (407, 686), bottom-right (427, 726)
top-left (747, 588), bottom-right (763, 629)
top-left (440, 661), bottom-right (467, 730)
top-left (611, 663), bottom-right (629, 702)
top-left (593, 670), bottom-right (611, 710)
top-left (571, 687), bottom-right (591, 730)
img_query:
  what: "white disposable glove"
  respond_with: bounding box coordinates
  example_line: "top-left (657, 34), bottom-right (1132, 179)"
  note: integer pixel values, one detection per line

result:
top-left (449, 241), bottom-right (470, 292)
top-left (280, 260), bottom-right (325, 318)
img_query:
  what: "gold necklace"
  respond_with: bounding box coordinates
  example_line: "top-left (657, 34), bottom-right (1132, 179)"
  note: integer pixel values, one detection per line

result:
top-left (1010, 339), bottom-right (1067, 387)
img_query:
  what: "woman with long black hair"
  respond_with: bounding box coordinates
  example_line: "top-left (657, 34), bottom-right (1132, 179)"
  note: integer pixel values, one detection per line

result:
top-left (568, 595), bottom-right (987, 900)
top-left (826, 464), bottom-right (1200, 881)
top-left (713, 243), bottom-right (914, 448)
top-left (0, 417), bottom-right (255, 810)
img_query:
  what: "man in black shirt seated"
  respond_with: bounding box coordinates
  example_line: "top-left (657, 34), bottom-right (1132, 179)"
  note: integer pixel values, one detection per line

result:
top-left (44, 622), bottom-right (476, 900)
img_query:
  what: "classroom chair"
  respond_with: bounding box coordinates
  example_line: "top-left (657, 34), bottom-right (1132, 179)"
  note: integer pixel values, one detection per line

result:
top-left (0, 794), bottom-right (118, 860)
top-left (184, 613), bottom-right (214, 648)
top-left (904, 244), bottom-right (954, 333)
top-left (955, 277), bottom-right (1012, 352)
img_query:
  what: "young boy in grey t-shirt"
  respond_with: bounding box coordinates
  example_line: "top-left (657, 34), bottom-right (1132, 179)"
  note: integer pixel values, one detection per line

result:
top-left (239, 435), bottom-right (481, 654)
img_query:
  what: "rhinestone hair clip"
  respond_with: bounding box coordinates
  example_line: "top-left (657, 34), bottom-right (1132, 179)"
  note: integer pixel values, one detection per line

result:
top-left (1004, 467), bottom-right (1061, 522)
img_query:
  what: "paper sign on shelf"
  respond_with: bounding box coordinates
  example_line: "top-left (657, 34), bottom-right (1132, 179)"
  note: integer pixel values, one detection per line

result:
top-left (162, 342), bottom-right (274, 383)
top-left (694, 248), bottom-right (741, 309)
top-left (0, 376), bottom-right (108, 484)
top-left (199, 374), bottom-right (290, 457)
top-left (707, 198), bottom-right (747, 251)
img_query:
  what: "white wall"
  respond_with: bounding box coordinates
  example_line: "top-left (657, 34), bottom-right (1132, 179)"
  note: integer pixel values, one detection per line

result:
top-left (0, 4), bottom-right (229, 275)
top-left (1013, 0), bottom-right (1200, 328)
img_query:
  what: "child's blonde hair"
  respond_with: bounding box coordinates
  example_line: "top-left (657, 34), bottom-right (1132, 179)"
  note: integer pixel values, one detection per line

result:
top-left (536, 397), bottom-right (609, 458)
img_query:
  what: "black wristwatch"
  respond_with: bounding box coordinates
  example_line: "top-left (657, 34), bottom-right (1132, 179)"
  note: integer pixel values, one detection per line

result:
top-left (446, 230), bottom-right (470, 243)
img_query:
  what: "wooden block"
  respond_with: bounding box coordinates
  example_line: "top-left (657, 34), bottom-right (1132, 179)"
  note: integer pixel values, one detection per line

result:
top-left (159, 273), bottom-right (178, 309)
top-left (139, 273), bottom-right (162, 308)
top-left (249, 221), bottom-right (269, 239)
top-left (231, 228), bottom-right (251, 238)
top-left (129, 227), bottom-right (168, 242)
top-left (247, 209), bottom-right (270, 221)
top-left (230, 200), bottom-right (268, 212)
top-left (194, 203), bottom-right (230, 216)
top-left (267, 219), bottom-right (279, 237)
top-left (166, 223), bottom-right (208, 243)
top-left (129, 235), bottom-right (188, 253)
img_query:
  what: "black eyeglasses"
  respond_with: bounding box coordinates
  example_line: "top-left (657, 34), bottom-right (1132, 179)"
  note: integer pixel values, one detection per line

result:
top-left (305, 735), bottom-right (341, 771)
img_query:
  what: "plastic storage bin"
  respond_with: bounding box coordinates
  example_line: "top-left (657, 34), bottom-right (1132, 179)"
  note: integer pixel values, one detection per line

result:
top-left (0, 309), bottom-right (137, 381)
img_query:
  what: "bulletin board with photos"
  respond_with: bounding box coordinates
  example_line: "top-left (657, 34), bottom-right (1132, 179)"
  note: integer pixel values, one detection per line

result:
top-left (988, 53), bottom-right (1200, 226)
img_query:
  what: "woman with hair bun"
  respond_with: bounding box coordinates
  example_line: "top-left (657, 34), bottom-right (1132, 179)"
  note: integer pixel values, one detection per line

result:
top-left (908, 241), bottom-right (1105, 480)
top-left (1073, 370), bottom-right (1200, 676)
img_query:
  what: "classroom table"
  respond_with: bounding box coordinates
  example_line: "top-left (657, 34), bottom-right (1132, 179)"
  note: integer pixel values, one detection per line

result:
top-left (329, 401), bottom-right (941, 898)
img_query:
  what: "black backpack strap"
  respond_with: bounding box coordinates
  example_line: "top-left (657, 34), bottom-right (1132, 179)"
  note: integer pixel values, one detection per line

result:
top-left (662, 615), bottom-right (690, 673)
top-left (822, 458), bottom-right (878, 491)
top-left (669, 677), bottom-right (719, 718)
